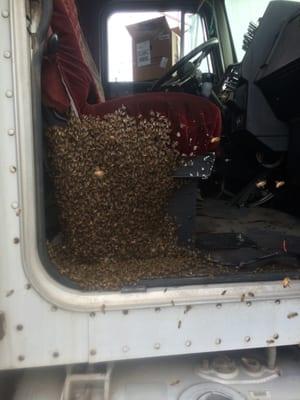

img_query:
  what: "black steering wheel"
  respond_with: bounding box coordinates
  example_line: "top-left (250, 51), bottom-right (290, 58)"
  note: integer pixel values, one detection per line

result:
top-left (151, 37), bottom-right (219, 91)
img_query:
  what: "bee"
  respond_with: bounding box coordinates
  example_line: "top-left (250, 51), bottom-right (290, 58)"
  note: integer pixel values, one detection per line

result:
top-left (282, 277), bottom-right (291, 288)
top-left (170, 380), bottom-right (180, 386)
top-left (94, 167), bottom-right (105, 178)
top-left (256, 180), bottom-right (267, 189)
top-left (184, 305), bottom-right (192, 314)
top-left (287, 312), bottom-right (298, 319)
top-left (275, 180), bottom-right (285, 189)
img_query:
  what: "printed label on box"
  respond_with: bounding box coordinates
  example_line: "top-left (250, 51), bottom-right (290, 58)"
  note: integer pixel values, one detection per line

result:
top-left (158, 33), bottom-right (170, 40)
top-left (136, 40), bottom-right (151, 67)
top-left (160, 57), bottom-right (168, 68)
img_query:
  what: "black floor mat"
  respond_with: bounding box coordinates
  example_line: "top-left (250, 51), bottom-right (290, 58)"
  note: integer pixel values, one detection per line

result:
top-left (196, 232), bottom-right (257, 250)
top-left (196, 199), bottom-right (300, 269)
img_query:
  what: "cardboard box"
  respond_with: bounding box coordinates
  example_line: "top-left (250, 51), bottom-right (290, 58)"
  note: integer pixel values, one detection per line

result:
top-left (127, 16), bottom-right (180, 82)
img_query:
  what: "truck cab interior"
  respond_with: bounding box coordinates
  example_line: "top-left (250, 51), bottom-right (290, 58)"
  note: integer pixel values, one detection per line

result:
top-left (37, 0), bottom-right (300, 290)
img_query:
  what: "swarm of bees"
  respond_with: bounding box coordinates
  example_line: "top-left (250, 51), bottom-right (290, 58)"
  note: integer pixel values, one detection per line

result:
top-left (47, 107), bottom-right (227, 289)
top-left (47, 107), bottom-right (180, 260)
top-left (46, 107), bottom-right (288, 290)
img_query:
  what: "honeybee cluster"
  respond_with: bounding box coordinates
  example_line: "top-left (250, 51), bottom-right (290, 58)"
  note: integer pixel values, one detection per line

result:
top-left (47, 107), bottom-right (182, 259)
top-left (47, 107), bottom-right (233, 289)
top-left (48, 242), bottom-right (226, 290)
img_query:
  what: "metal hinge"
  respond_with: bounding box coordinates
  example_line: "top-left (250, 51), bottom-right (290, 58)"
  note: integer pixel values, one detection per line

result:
top-left (61, 364), bottom-right (113, 400)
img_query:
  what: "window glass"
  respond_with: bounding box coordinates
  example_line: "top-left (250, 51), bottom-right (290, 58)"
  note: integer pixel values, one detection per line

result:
top-left (225, 0), bottom-right (300, 62)
top-left (107, 11), bottom-right (211, 82)
top-left (184, 13), bottom-right (212, 73)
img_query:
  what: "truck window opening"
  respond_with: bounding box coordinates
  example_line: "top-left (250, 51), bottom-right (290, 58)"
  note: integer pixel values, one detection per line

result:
top-left (35, 0), bottom-right (300, 291)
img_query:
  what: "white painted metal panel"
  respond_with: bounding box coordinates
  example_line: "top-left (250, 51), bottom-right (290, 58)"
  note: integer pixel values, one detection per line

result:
top-left (88, 299), bottom-right (300, 362)
top-left (0, 0), bottom-right (90, 370)
top-left (0, 0), bottom-right (25, 295)
top-left (0, 288), bottom-right (89, 369)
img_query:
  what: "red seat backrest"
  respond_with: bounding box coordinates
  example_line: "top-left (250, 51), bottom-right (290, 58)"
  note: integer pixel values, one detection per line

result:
top-left (42, 0), bottom-right (105, 114)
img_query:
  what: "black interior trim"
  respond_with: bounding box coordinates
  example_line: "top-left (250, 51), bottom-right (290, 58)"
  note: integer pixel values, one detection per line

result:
top-left (132, 271), bottom-right (300, 291)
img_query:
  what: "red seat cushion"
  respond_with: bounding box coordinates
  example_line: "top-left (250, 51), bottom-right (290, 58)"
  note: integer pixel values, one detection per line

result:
top-left (42, 0), bottom-right (222, 156)
top-left (81, 92), bottom-right (221, 155)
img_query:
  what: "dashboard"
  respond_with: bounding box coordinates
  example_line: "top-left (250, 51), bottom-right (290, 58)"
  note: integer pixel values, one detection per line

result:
top-left (217, 1), bottom-right (300, 153)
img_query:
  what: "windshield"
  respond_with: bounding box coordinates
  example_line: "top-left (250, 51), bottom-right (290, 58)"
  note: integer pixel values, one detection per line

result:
top-left (107, 11), bottom-right (213, 82)
top-left (225, 0), bottom-right (300, 61)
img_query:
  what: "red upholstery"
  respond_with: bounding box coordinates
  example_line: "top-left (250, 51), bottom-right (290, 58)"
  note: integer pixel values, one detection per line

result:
top-left (42, 0), bottom-right (105, 113)
top-left (83, 92), bottom-right (221, 155)
top-left (42, 0), bottom-right (222, 156)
